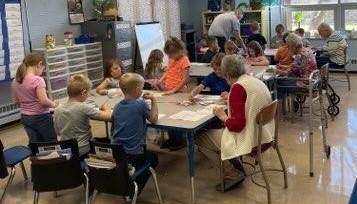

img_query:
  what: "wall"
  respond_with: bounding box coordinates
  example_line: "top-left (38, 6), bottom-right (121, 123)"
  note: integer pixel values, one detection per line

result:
top-left (23, 0), bottom-right (80, 50)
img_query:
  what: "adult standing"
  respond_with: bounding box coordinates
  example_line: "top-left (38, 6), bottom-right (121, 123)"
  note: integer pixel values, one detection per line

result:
top-left (315, 23), bottom-right (347, 68)
top-left (208, 8), bottom-right (247, 52)
top-left (195, 54), bottom-right (274, 182)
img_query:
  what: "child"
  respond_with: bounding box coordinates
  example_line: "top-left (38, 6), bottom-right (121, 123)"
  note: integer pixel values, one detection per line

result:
top-left (54, 74), bottom-right (111, 157)
top-left (224, 40), bottom-right (238, 54)
top-left (96, 59), bottom-right (124, 95)
top-left (246, 41), bottom-right (269, 66)
top-left (190, 53), bottom-right (229, 97)
top-left (12, 53), bottom-right (58, 143)
top-left (201, 36), bottom-right (220, 63)
top-left (144, 49), bottom-right (164, 79)
top-left (271, 24), bottom-right (285, 48)
top-left (247, 20), bottom-right (267, 50)
top-left (156, 36), bottom-right (190, 95)
top-left (295, 28), bottom-right (311, 48)
top-left (274, 32), bottom-right (294, 70)
top-left (111, 73), bottom-right (158, 194)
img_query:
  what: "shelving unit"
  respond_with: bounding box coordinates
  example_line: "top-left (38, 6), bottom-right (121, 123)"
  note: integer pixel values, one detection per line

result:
top-left (201, 10), bottom-right (263, 39)
top-left (34, 42), bottom-right (104, 100)
top-left (181, 29), bottom-right (197, 62)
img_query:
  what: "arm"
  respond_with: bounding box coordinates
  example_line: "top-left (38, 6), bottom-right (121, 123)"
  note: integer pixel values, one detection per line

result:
top-left (164, 68), bottom-right (189, 95)
top-left (190, 84), bottom-right (205, 99)
top-left (143, 93), bottom-right (158, 124)
top-left (251, 56), bottom-right (269, 66)
top-left (96, 79), bottom-right (109, 95)
top-left (97, 103), bottom-right (112, 121)
top-left (36, 86), bottom-right (58, 108)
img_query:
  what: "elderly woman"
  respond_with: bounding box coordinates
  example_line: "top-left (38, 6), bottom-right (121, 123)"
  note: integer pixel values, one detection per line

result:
top-left (195, 54), bottom-right (274, 182)
top-left (276, 33), bottom-right (317, 99)
top-left (316, 23), bottom-right (347, 68)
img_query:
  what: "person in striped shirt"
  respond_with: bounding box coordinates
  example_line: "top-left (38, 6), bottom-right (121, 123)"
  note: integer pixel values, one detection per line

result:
top-left (316, 23), bottom-right (347, 68)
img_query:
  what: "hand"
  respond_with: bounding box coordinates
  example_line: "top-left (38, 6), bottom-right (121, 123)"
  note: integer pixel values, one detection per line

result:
top-left (220, 92), bottom-right (229, 100)
top-left (213, 107), bottom-right (226, 119)
top-left (142, 93), bottom-right (155, 100)
top-left (162, 90), bottom-right (175, 96)
top-left (53, 100), bottom-right (59, 108)
top-left (100, 102), bottom-right (110, 112)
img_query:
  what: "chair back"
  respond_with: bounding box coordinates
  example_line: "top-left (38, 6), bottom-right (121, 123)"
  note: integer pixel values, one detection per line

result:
top-left (88, 140), bottom-right (135, 196)
top-left (0, 140), bottom-right (8, 178)
top-left (29, 139), bottom-right (84, 192)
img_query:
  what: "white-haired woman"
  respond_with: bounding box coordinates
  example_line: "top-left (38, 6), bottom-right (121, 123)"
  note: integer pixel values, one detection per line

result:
top-left (316, 23), bottom-right (347, 68)
top-left (195, 54), bottom-right (274, 183)
top-left (276, 33), bottom-right (317, 99)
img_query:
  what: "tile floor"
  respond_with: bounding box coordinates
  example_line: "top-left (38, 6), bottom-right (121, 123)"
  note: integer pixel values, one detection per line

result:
top-left (0, 74), bottom-right (356, 204)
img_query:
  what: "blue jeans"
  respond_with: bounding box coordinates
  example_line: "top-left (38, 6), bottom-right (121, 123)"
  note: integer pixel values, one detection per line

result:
top-left (21, 113), bottom-right (57, 144)
top-left (315, 55), bottom-right (340, 68)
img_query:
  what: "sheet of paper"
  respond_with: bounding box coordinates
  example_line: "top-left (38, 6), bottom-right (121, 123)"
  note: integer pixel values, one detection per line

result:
top-left (190, 62), bottom-right (210, 66)
top-left (195, 95), bottom-right (220, 101)
top-left (169, 110), bottom-right (210, 122)
top-left (158, 113), bottom-right (166, 119)
top-left (198, 104), bottom-right (226, 114)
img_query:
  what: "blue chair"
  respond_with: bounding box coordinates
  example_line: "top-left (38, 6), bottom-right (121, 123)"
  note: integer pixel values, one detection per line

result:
top-left (0, 140), bottom-right (31, 203)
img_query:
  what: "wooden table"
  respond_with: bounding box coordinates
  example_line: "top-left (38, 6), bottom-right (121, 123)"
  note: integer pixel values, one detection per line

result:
top-left (80, 92), bottom-right (221, 204)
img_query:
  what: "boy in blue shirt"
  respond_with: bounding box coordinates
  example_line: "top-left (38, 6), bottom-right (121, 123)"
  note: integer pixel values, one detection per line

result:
top-left (190, 53), bottom-right (230, 98)
top-left (111, 73), bottom-right (159, 194)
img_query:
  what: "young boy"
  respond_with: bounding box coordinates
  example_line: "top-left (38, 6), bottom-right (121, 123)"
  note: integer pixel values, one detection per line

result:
top-left (111, 73), bottom-right (159, 194)
top-left (247, 20), bottom-right (267, 50)
top-left (295, 28), bottom-right (311, 48)
top-left (271, 24), bottom-right (285, 48)
top-left (190, 53), bottom-right (229, 98)
top-left (54, 74), bottom-right (111, 157)
top-left (201, 36), bottom-right (220, 63)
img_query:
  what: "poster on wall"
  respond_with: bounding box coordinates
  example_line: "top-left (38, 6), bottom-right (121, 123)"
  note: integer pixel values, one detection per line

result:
top-left (67, 0), bottom-right (84, 24)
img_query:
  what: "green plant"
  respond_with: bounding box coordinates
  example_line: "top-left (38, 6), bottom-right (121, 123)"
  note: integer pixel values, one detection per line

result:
top-left (294, 11), bottom-right (303, 28)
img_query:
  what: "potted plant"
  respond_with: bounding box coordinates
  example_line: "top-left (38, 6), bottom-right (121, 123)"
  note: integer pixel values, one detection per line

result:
top-left (294, 11), bottom-right (303, 28)
top-left (93, 0), bottom-right (112, 19)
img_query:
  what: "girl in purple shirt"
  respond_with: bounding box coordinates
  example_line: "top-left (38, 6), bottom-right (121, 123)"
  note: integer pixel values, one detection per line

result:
top-left (12, 53), bottom-right (58, 143)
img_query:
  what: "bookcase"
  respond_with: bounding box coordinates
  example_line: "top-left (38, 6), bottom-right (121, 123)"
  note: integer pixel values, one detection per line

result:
top-left (34, 42), bottom-right (104, 100)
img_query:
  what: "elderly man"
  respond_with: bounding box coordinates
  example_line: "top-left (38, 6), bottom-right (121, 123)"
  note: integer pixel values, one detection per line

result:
top-left (316, 23), bottom-right (347, 68)
top-left (208, 8), bottom-right (247, 52)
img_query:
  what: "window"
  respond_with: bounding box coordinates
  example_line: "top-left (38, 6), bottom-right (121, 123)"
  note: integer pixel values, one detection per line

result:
top-left (345, 9), bottom-right (357, 31)
top-left (341, 0), bottom-right (357, 3)
top-left (284, 0), bottom-right (337, 5)
top-left (286, 10), bottom-right (335, 37)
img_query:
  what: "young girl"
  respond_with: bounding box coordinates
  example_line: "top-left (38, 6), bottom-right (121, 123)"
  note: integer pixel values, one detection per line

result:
top-left (96, 59), bottom-right (124, 95)
top-left (145, 49), bottom-right (164, 79)
top-left (12, 53), bottom-right (58, 143)
top-left (156, 36), bottom-right (190, 95)
top-left (246, 41), bottom-right (269, 66)
top-left (224, 40), bottom-right (238, 55)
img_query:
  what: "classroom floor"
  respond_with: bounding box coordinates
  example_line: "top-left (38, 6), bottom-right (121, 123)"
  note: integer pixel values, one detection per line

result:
top-left (0, 73), bottom-right (356, 204)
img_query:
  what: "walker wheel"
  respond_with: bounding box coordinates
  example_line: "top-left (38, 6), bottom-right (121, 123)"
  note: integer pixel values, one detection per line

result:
top-left (330, 93), bottom-right (340, 105)
top-left (327, 106), bottom-right (339, 117)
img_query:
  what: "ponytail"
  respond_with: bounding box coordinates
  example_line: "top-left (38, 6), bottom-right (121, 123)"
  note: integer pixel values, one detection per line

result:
top-left (15, 52), bottom-right (46, 84)
top-left (15, 63), bottom-right (27, 84)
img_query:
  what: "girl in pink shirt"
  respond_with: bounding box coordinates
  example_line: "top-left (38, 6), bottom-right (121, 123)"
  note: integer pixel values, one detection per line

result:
top-left (12, 53), bottom-right (58, 143)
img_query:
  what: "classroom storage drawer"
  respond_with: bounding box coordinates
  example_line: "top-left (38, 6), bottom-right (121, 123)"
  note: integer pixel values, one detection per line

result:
top-left (86, 43), bottom-right (102, 50)
top-left (86, 49), bottom-right (101, 56)
top-left (46, 48), bottom-right (67, 57)
top-left (47, 54), bottom-right (67, 64)
top-left (69, 64), bottom-right (87, 73)
top-left (87, 54), bottom-right (102, 63)
top-left (88, 68), bottom-right (103, 81)
top-left (48, 89), bottom-right (68, 100)
top-left (49, 75), bottom-right (68, 91)
top-left (87, 61), bottom-right (103, 69)
top-left (67, 45), bottom-right (85, 53)
top-left (68, 58), bottom-right (87, 67)
top-left (67, 52), bottom-right (86, 60)
top-left (69, 71), bottom-right (87, 78)
top-left (48, 68), bottom-right (68, 77)
top-left (47, 61), bottom-right (67, 70)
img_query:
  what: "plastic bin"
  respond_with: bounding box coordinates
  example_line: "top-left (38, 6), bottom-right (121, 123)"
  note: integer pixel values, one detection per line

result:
top-left (67, 52), bottom-right (86, 60)
top-left (69, 71), bottom-right (87, 78)
top-left (49, 89), bottom-right (68, 100)
top-left (47, 54), bottom-right (67, 64)
top-left (67, 45), bottom-right (85, 53)
top-left (68, 58), bottom-right (87, 67)
top-left (47, 61), bottom-right (67, 70)
top-left (47, 48), bottom-right (66, 57)
top-left (69, 64), bottom-right (87, 73)
top-left (86, 49), bottom-right (101, 56)
top-left (86, 43), bottom-right (102, 50)
top-left (48, 68), bottom-right (68, 77)
top-left (87, 61), bottom-right (103, 69)
top-left (88, 68), bottom-right (103, 81)
top-left (86, 54), bottom-right (102, 63)
top-left (49, 75), bottom-right (68, 91)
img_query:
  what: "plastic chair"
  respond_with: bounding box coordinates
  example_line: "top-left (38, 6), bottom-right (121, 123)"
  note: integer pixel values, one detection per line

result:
top-left (0, 140), bottom-right (31, 203)
top-left (29, 139), bottom-right (89, 204)
top-left (88, 140), bottom-right (162, 204)
top-left (329, 47), bottom-right (351, 91)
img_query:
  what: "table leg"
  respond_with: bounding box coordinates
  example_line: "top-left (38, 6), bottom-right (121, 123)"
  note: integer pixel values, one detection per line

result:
top-left (105, 121), bottom-right (109, 138)
top-left (186, 132), bottom-right (196, 204)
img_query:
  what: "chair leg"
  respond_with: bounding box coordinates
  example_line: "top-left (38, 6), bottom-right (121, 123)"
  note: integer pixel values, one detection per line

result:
top-left (149, 167), bottom-right (163, 204)
top-left (325, 92), bottom-right (334, 122)
top-left (220, 160), bottom-right (225, 192)
top-left (20, 161), bottom-right (28, 181)
top-left (319, 96), bottom-right (330, 158)
top-left (344, 67), bottom-right (351, 91)
top-left (33, 191), bottom-right (39, 204)
top-left (274, 143), bottom-right (288, 189)
top-left (131, 182), bottom-right (138, 204)
top-left (0, 167), bottom-right (16, 203)
top-left (83, 173), bottom-right (89, 204)
top-left (257, 154), bottom-right (271, 204)
top-left (90, 190), bottom-right (97, 204)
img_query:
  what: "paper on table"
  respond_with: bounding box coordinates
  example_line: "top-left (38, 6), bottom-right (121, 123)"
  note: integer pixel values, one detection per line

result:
top-left (158, 114), bottom-right (166, 119)
top-left (198, 104), bottom-right (226, 114)
top-left (195, 95), bottom-right (220, 101)
top-left (169, 110), bottom-right (210, 122)
top-left (190, 62), bottom-right (210, 66)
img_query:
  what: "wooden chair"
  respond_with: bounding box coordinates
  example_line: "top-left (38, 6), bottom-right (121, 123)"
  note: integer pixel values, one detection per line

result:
top-left (329, 47), bottom-right (351, 91)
